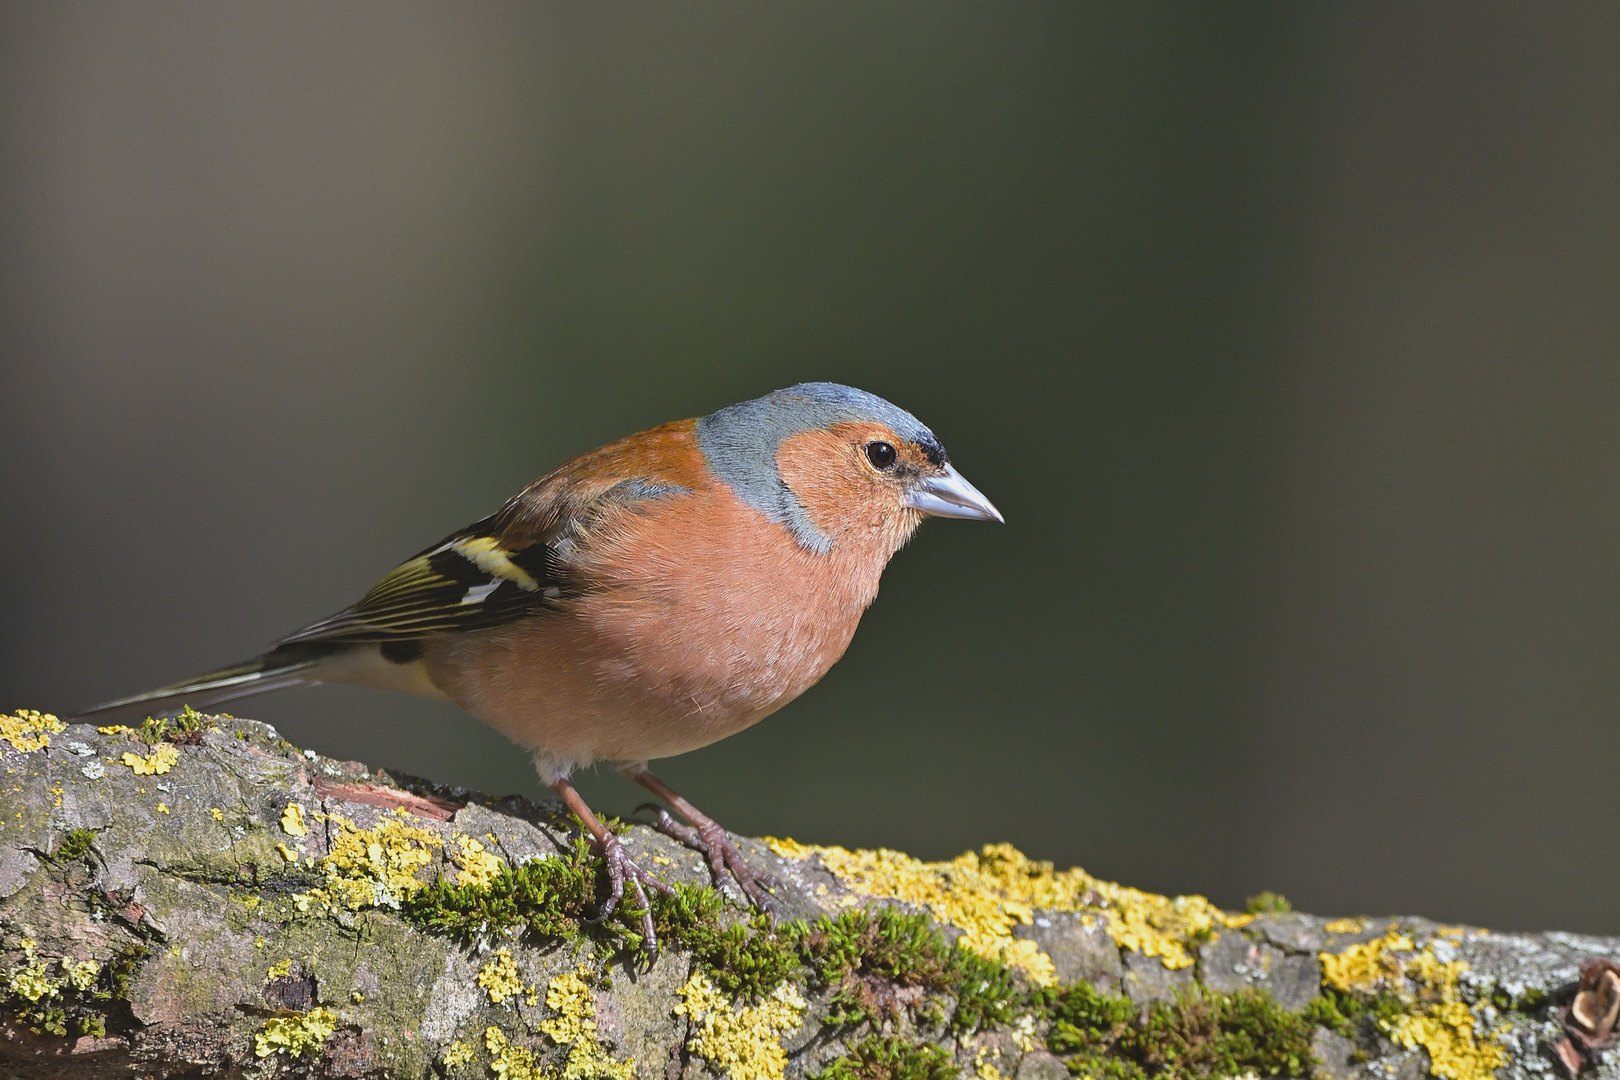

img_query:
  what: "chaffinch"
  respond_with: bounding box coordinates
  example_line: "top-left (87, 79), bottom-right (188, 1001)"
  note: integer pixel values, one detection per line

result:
top-left (80, 382), bottom-right (1002, 945)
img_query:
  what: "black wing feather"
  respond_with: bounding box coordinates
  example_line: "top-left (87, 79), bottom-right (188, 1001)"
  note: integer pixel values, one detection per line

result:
top-left (277, 479), bottom-right (688, 646)
top-left (277, 516), bottom-right (563, 644)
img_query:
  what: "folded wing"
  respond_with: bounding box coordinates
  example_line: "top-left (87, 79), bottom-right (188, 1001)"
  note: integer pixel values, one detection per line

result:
top-left (277, 476), bottom-right (693, 646)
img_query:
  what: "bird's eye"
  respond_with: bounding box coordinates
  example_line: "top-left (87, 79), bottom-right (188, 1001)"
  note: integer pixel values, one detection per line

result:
top-left (864, 441), bottom-right (897, 470)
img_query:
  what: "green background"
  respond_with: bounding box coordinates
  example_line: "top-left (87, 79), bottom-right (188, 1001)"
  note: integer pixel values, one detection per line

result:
top-left (3, 5), bottom-right (1618, 932)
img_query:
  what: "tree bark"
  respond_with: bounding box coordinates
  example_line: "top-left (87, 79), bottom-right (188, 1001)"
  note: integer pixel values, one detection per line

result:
top-left (0, 711), bottom-right (1609, 1080)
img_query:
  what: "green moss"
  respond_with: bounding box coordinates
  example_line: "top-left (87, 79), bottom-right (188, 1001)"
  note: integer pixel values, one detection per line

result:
top-left (598, 812), bottom-right (634, 836)
top-left (403, 834), bottom-right (611, 943)
top-left (135, 705), bottom-right (213, 745)
top-left (657, 884), bottom-right (800, 1000)
top-left (32, 1005), bottom-right (68, 1036)
top-left (682, 900), bottom-right (1027, 1030)
top-left (99, 944), bottom-right (149, 1002)
top-left (790, 906), bottom-right (1021, 1034)
top-left (405, 841), bottom-right (799, 998)
top-left (812, 1034), bottom-right (958, 1080)
top-left (1142, 987), bottom-right (1316, 1077)
top-left (1488, 985), bottom-right (1548, 1014)
top-left (1245, 892), bottom-right (1292, 915)
top-left (1300, 993), bottom-right (1351, 1036)
top-left (948, 944), bottom-right (1022, 1034)
top-left (648, 878), bottom-right (726, 938)
top-left (799, 908), bottom-right (951, 985)
top-left (794, 908), bottom-right (953, 1026)
top-left (1302, 987), bottom-right (1407, 1038)
top-left (1517, 986), bottom-right (1548, 1011)
top-left (1041, 982), bottom-right (1316, 1080)
top-left (1062, 1049), bottom-right (1150, 1080)
top-left (404, 832), bottom-right (633, 944)
top-left (404, 842), bottom-right (1020, 1024)
top-left (1041, 980), bottom-right (1137, 1055)
top-left (49, 828), bottom-right (97, 864)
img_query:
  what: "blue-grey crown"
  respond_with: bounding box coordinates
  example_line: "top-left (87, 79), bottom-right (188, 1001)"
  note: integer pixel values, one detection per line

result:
top-left (694, 382), bottom-right (944, 554)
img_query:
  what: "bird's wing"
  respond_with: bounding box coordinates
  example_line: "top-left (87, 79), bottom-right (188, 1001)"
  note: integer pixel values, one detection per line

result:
top-left (275, 513), bottom-right (559, 643)
top-left (277, 476), bottom-right (692, 645)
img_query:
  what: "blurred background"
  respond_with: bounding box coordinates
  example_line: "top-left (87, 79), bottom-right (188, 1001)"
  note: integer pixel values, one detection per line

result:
top-left (2, 4), bottom-right (1618, 933)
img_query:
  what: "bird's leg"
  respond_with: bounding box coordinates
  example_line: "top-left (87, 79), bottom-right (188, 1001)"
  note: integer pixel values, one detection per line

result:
top-left (622, 766), bottom-right (780, 911)
top-left (549, 777), bottom-right (671, 955)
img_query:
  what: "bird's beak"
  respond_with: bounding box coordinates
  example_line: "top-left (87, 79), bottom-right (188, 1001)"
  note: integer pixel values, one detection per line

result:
top-left (904, 464), bottom-right (1005, 523)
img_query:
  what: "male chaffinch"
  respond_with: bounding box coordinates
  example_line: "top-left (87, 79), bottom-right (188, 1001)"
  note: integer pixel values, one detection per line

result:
top-left (80, 383), bottom-right (1002, 946)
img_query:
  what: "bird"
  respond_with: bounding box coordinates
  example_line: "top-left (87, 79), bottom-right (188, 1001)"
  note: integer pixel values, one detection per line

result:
top-left (78, 382), bottom-right (1002, 947)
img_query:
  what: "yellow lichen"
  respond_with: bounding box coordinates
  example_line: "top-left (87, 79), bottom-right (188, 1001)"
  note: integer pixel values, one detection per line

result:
top-left (281, 802), bottom-right (308, 836)
top-left (294, 809), bottom-right (442, 912)
top-left (6, 940), bottom-right (58, 1004)
top-left (120, 743), bottom-right (178, 775)
top-left (1324, 917), bottom-right (1367, 934)
top-left (277, 842), bottom-right (301, 863)
top-left (0, 710), bottom-right (65, 753)
top-left (1319, 930), bottom-right (1509, 1080)
top-left (1390, 1009), bottom-right (1506, 1080)
top-left (1386, 947), bottom-right (1508, 1080)
top-left (96, 724), bottom-right (135, 737)
top-left (442, 1038), bottom-right (475, 1069)
top-left (8, 960), bottom-right (56, 1002)
top-left (3, 945), bottom-right (94, 1003)
top-left (254, 1006), bottom-right (338, 1059)
top-left (539, 967), bottom-right (635, 1080)
top-left (64, 959), bottom-right (100, 992)
top-left (478, 949), bottom-right (527, 1006)
top-left (1319, 928), bottom-right (1413, 993)
top-left (485, 1026), bottom-right (544, 1080)
top-left (676, 970), bottom-right (807, 1080)
top-left (266, 959), bottom-right (293, 980)
top-left (975, 1040), bottom-right (1011, 1080)
top-left (155, 802), bottom-right (169, 814)
top-left (453, 834), bottom-right (504, 888)
top-left (766, 839), bottom-right (1240, 982)
top-left (211, 807), bottom-right (225, 821)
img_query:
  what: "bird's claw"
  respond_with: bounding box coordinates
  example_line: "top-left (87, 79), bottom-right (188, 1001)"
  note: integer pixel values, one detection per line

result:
top-left (585, 829), bottom-right (673, 958)
top-left (639, 805), bottom-right (780, 912)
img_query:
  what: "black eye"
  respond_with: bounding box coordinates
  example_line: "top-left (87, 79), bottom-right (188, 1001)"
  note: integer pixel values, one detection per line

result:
top-left (865, 441), bottom-right (897, 469)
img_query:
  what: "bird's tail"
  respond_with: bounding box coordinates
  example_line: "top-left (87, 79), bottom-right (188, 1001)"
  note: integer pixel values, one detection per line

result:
top-left (73, 642), bottom-right (345, 725)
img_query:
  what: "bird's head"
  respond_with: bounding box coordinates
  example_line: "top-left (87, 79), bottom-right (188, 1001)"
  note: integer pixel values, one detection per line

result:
top-left (696, 382), bottom-right (1002, 556)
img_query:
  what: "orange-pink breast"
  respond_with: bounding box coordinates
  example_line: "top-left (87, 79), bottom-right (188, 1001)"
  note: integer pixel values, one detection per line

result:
top-left (422, 476), bottom-right (893, 768)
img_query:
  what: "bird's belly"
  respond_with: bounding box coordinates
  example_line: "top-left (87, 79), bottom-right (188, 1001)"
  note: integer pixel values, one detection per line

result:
top-left (423, 591), bottom-right (859, 768)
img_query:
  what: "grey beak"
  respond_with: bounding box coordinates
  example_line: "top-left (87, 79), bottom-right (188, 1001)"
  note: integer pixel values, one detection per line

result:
top-left (904, 464), bottom-right (1005, 523)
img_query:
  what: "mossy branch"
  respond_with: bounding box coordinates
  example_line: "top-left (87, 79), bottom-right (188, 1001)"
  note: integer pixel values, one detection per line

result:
top-left (0, 708), bottom-right (1607, 1080)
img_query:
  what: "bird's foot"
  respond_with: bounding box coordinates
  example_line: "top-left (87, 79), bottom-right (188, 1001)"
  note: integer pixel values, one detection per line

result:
top-left (585, 829), bottom-right (674, 957)
top-left (637, 804), bottom-right (780, 912)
